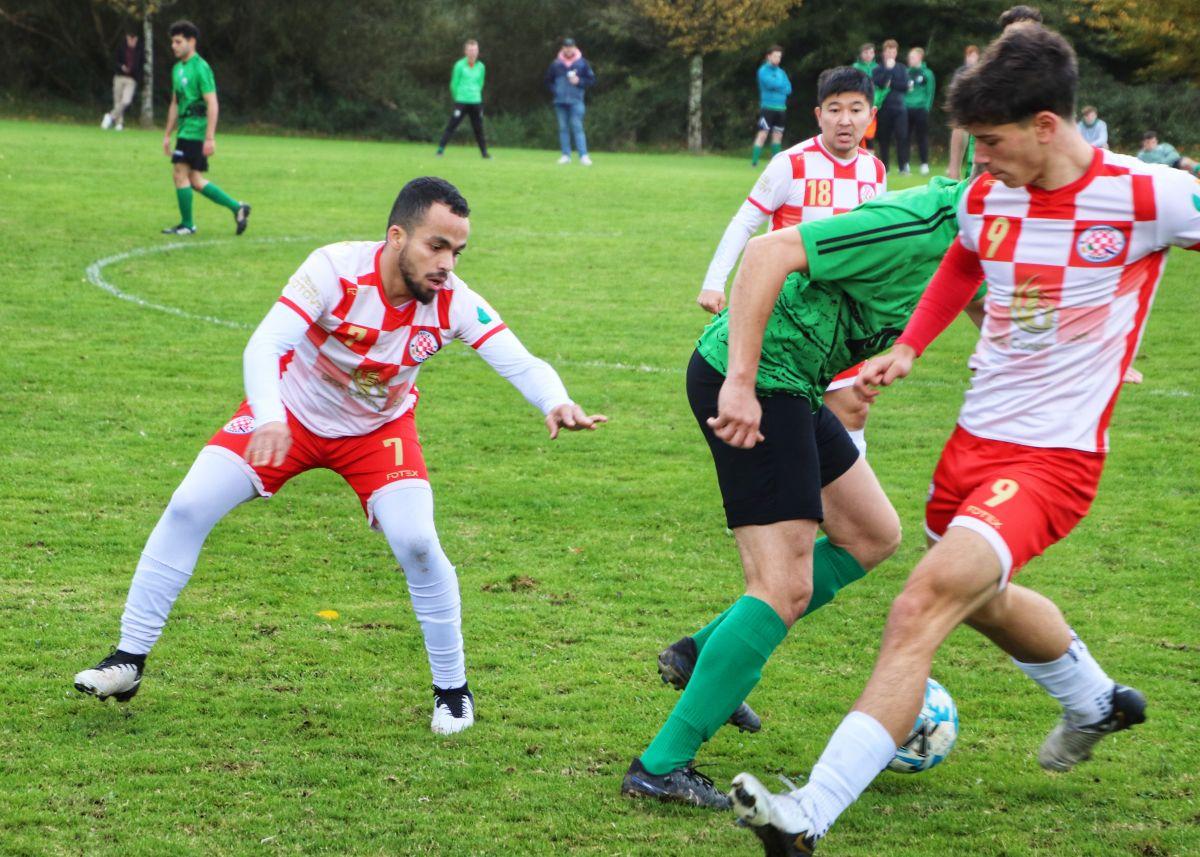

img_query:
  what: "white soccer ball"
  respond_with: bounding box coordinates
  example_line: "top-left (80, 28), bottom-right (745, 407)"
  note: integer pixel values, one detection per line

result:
top-left (886, 677), bottom-right (959, 774)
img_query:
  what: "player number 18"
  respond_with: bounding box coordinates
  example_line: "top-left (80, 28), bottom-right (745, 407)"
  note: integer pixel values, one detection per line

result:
top-left (805, 179), bottom-right (832, 207)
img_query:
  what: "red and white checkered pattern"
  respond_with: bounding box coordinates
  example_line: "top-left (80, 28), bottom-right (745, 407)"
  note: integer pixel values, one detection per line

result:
top-left (958, 149), bottom-right (1200, 452)
top-left (747, 135), bottom-right (886, 231)
top-left (276, 241), bottom-right (506, 437)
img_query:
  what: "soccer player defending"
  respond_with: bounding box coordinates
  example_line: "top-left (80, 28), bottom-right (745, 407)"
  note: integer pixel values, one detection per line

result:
top-left (699, 67), bottom-right (885, 454)
top-left (729, 26), bottom-right (1193, 853)
top-left (75, 177), bottom-right (605, 734)
top-left (160, 20), bottom-right (250, 236)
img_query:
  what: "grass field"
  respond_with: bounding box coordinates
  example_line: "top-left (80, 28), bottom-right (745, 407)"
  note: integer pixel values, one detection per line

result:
top-left (1, 119), bottom-right (1198, 856)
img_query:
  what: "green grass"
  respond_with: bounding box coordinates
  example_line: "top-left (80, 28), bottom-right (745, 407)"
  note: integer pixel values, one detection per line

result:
top-left (1, 120), bottom-right (1197, 856)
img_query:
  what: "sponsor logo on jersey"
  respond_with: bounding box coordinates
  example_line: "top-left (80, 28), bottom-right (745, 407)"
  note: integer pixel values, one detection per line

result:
top-left (386, 469), bottom-right (422, 481)
top-left (1011, 278), bottom-right (1055, 335)
top-left (223, 415), bottom-right (256, 434)
top-left (1075, 225), bottom-right (1126, 263)
top-left (476, 306), bottom-right (492, 324)
top-left (859, 183), bottom-right (877, 203)
top-left (352, 367), bottom-right (387, 399)
top-left (1192, 192), bottom-right (1200, 212)
top-left (408, 329), bottom-right (440, 363)
top-left (965, 505), bottom-right (1003, 528)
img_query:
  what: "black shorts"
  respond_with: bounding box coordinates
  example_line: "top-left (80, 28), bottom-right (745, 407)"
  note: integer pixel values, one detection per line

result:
top-left (687, 350), bottom-right (859, 529)
top-left (172, 137), bottom-right (208, 172)
top-left (757, 109), bottom-right (786, 133)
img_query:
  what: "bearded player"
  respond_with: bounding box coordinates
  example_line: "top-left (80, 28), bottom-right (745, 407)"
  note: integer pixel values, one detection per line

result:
top-left (74, 177), bottom-right (606, 734)
top-left (730, 26), bottom-right (1195, 853)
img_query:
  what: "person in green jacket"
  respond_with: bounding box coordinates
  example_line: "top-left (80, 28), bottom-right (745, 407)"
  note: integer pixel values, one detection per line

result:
top-left (904, 46), bottom-right (935, 175)
top-left (436, 39), bottom-right (489, 158)
top-left (852, 43), bottom-right (881, 150)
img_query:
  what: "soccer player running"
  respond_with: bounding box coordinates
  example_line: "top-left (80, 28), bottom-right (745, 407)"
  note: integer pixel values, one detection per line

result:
top-left (75, 177), bottom-right (606, 735)
top-left (730, 26), bottom-right (1194, 854)
top-left (699, 67), bottom-right (885, 455)
top-left (160, 20), bottom-right (250, 237)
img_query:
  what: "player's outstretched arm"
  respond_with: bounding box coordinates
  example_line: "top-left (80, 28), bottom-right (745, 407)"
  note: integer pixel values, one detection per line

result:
top-left (698, 200), bottom-right (772, 313)
top-left (545, 403), bottom-right (607, 439)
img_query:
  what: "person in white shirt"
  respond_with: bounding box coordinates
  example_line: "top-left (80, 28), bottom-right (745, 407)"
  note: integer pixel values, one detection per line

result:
top-left (1077, 105), bottom-right (1108, 149)
top-left (74, 177), bottom-right (606, 735)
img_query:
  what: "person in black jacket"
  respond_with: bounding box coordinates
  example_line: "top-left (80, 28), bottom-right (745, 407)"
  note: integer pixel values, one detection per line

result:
top-left (102, 29), bottom-right (144, 131)
top-left (870, 39), bottom-right (911, 174)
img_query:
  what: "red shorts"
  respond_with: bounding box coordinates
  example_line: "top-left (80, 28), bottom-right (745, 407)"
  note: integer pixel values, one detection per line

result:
top-left (205, 401), bottom-right (428, 525)
top-left (826, 361), bottom-right (865, 392)
top-left (924, 426), bottom-right (1105, 585)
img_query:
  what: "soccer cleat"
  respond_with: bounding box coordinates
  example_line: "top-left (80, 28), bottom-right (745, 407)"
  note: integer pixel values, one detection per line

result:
top-left (621, 757), bottom-right (731, 809)
top-left (919, 163), bottom-right (930, 175)
top-left (161, 224), bottom-right (197, 235)
top-left (74, 649), bottom-right (145, 702)
top-left (557, 155), bottom-right (571, 165)
top-left (580, 155), bottom-right (593, 166)
top-left (434, 149), bottom-right (444, 156)
top-left (431, 683), bottom-right (475, 734)
top-left (658, 636), bottom-right (762, 733)
top-left (235, 203), bottom-right (252, 236)
top-left (731, 773), bottom-right (820, 856)
top-left (115, 122), bottom-right (124, 131)
top-left (1038, 684), bottom-right (1146, 772)
top-left (101, 113), bottom-right (113, 129)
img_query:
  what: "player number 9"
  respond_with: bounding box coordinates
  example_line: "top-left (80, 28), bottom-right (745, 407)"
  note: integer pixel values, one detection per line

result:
top-left (983, 478), bottom-right (1019, 507)
top-left (984, 216), bottom-right (1010, 259)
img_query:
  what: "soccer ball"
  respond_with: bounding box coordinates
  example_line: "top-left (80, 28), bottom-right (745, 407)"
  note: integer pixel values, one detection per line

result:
top-left (886, 677), bottom-right (959, 774)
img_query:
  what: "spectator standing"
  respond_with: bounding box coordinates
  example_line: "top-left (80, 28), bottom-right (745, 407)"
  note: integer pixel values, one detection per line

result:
top-left (946, 44), bottom-right (979, 179)
top-left (751, 45), bottom-right (792, 166)
top-left (853, 43), bottom-right (880, 150)
top-left (904, 47), bottom-right (934, 175)
top-left (871, 39), bottom-right (910, 174)
top-left (1077, 106), bottom-right (1108, 149)
top-left (102, 30), bottom-right (144, 131)
top-left (436, 40), bottom-right (490, 158)
top-left (544, 38), bottom-right (595, 165)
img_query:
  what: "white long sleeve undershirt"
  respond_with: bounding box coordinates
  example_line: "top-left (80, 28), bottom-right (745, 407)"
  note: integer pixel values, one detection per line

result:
top-left (700, 199), bottom-right (771, 293)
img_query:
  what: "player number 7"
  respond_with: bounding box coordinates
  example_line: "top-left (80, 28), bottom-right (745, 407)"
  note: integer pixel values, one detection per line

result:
top-left (382, 437), bottom-right (404, 466)
top-left (983, 478), bottom-right (1019, 507)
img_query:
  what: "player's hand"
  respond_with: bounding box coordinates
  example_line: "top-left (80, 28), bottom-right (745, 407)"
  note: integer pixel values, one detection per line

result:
top-left (1122, 366), bottom-right (1143, 384)
top-left (856, 345), bottom-right (916, 398)
top-left (245, 420), bottom-right (291, 468)
top-left (545, 403), bottom-right (608, 439)
top-left (203, 138), bottom-right (215, 157)
top-left (708, 378), bottom-right (764, 449)
top-left (163, 135), bottom-right (172, 156)
top-left (697, 290), bottom-right (726, 314)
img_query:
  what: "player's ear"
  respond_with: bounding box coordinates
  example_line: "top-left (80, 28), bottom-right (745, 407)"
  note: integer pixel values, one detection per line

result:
top-left (1033, 111), bottom-right (1059, 143)
top-left (813, 105), bottom-right (822, 124)
top-left (387, 223), bottom-right (407, 248)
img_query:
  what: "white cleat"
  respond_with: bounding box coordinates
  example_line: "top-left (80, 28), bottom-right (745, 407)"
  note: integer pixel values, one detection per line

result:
top-left (919, 163), bottom-right (930, 175)
top-left (101, 113), bottom-right (113, 130)
top-left (730, 773), bottom-right (821, 855)
top-left (1038, 684), bottom-right (1146, 772)
top-left (74, 650), bottom-right (144, 702)
top-left (580, 155), bottom-right (593, 166)
top-left (430, 684), bottom-right (475, 735)
top-left (557, 155), bottom-right (571, 165)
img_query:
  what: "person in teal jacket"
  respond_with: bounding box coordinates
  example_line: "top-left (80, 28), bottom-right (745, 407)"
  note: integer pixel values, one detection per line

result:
top-left (436, 39), bottom-right (489, 158)
top-left (904, 46), bottom-right (935, 175)
top-left (752, 45), bottom-right (791, 166)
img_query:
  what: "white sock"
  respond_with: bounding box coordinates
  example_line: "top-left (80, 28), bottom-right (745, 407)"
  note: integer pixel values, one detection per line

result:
top-left (846, 429), bottom-right (867, 458)
top-left (374, 486), bottom-right (466, 689)
top-left (800, 711), bottom-right (896, 837)
top-left (1014, 631), bottom-right (1115, 726)
top-left (118, 450), bottom-right (257, 654)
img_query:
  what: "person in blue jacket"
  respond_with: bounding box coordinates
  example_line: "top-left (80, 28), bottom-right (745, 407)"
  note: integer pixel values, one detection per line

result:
top-left (544, 37), bottom-right (596, 165)
top-left (752, 45), bottom-right (792, 166)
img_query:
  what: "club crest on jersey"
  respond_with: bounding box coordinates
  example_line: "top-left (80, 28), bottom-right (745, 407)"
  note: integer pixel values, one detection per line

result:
top-left (859, 183), bottom-right (877, 203)
top-left (408, 329), bottom-right (440, 363)
top-left (1075, 225), bottom-right (1126, 263)
top-left (223, 415), bottom-right (255, 434)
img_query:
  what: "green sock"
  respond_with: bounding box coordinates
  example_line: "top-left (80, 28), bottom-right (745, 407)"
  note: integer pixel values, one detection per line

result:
top-left (770, 141), bottom-right (782, 157)
top-left (691, 606), bottom-right (732, 653)
top-left (200, 181), bottom-right (241, 212)
top-left (751, 144), bottom-right (762, 166)
top-left (175, 186), bottom-right (194, 228)
top-left (801, 538), bottom-right (868, 617)
top-left (641, 595), bottom-right (787, 775)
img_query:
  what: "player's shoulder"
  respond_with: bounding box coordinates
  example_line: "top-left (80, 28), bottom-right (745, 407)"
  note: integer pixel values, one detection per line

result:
top-left (309, 240), bottom-right (381, 277)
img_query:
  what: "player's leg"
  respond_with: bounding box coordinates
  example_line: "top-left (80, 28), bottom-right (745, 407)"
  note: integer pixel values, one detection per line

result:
top-left (895, 106), bottom-right (910, 174)
top-left (436, 104), bottom-right (467, 154)
top-left (554, 104), bottom-right (572, 162)
top-left (165, 159), bottom-right (196, 233)
top-left (73, 450), bottom-right (259, 701)
top-left (752, 117), bottom-right (769, 166)
top-left (192, 163), bottom-right (251, 235)
top-left (822, 383), bottom-right (869, 456)
top-left (769, 127), bottom-right (784, 159)
top-left (466, 104), bottom-right (489, 157)
top-left (875, 108), bottom-right (894, 172)
top-left (912, 107), bottom-right (929, 172)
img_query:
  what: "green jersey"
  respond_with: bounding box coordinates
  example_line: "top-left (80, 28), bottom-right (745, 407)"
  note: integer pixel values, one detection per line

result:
top-left (172, 53), bottom-right (216, 140)
top-left (696, 177), bottom-right (968, 409)
top-left (450, 57), bottom-right (485, 104)
top-left (852, 59), bottom-right (888, 108)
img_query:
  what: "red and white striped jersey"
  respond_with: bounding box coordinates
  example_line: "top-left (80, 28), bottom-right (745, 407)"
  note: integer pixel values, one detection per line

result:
top-left (747, 135), bottom-right (886, 230)
top-left (958, 149), bottom-right (1200, 452)
top-left (275, 241), bottom-right (510, 437)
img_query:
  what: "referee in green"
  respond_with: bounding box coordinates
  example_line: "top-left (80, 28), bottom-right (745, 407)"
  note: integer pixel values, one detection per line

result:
top-left (622, 177), bottom-right (972, 808)
top-left (161, 20), bottom-right (250, 236)
top-left (436, 39), bottom-right (490, 158)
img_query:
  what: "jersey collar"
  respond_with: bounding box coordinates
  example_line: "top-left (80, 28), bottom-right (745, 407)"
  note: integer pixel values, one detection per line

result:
top-left (812, 134), bottom-right (859, 168)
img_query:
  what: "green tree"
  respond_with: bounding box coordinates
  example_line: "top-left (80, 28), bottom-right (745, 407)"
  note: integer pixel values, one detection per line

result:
top-left (1074, 0), bottom-right (1200, 80)
top-left (631, 0), bottom-right (803, 152)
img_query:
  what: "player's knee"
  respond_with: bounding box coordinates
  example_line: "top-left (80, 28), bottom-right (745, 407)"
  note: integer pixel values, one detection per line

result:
top-left (162, 484), bottom-right (216, 531)
top-left (886, 578), bottom-right (942, 641)
top-left (387, 529), bottom-right (442, 574)
top-left (190, 175), bottom-right (206, 190)
top-left (866, 515), bottom-right (903, 569)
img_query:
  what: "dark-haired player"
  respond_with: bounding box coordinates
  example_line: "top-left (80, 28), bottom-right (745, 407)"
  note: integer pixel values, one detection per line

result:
top-left (731, 24), bottom-right (1194, 853)
top-left (75, 178), bottom-right (606, 734)
top-left (160, 20), bottom-right (251, 236)
top-left (699, 66), bottom-right (885, 454)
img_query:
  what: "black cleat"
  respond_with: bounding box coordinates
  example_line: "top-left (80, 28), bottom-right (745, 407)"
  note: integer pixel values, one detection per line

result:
top-left (74, 649), bottom-right (145, 702)
top-left (658, 636), bottom-right (762, 733)
top-left (1039, 683), bottom-right (1147, 771)
top-left (731, 773), bottom-right (819, 856)
top-left (161, 223), bottom-right (197, 235)
top-left (235, 203), bottom-right (251, 235)
top-left (621, 757), bottom-right (732, 809)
